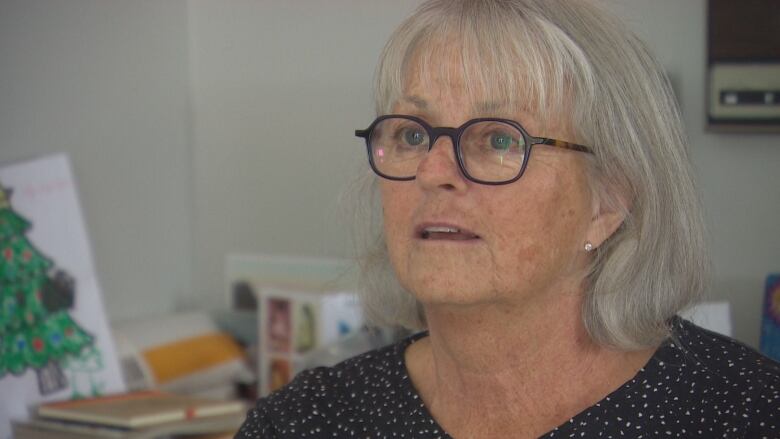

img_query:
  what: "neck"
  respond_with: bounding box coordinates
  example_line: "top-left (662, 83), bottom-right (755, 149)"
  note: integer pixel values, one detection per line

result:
top-left (405, 285), bottom-right (656, 437)
top-left (434, 291), bottom-right (591, 366)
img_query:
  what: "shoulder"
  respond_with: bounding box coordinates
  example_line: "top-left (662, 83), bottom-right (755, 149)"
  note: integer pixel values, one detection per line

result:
top-left (670, 318), bottom-right (780, 386)
top-left (234, 333), bottom-right (420, 439)
top-left (667, 318), bottom-right (780, 434)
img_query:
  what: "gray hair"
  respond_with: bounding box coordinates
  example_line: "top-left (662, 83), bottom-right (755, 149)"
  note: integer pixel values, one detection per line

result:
top-left (353, 0), bottom-right (708, 350)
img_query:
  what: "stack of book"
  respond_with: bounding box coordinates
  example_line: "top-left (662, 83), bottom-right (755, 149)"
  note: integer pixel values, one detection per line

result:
top-left (12, 390), bottom-right (247, 439)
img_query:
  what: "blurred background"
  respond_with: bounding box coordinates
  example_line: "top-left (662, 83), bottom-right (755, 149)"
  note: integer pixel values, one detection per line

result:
top-left (0, 0), bottom-right (777, 348)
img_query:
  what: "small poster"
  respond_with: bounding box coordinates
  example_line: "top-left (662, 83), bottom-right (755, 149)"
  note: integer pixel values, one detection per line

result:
top-left (0, 154), bottom-right (125, 439)
top-left (761, 274), bottom-right (780, 362)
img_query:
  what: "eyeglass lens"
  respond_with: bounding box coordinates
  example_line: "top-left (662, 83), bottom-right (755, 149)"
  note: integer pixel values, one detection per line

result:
top-left (369, 117), bottom-right (527, 182)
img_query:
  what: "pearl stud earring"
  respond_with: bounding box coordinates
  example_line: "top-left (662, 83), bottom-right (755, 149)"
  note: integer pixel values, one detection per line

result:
top-left (584, 242), bottom-right (594, 252)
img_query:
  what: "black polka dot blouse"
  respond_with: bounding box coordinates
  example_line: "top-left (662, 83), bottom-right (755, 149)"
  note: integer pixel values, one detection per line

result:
top-left (235, 318), bottom-right (780, 438)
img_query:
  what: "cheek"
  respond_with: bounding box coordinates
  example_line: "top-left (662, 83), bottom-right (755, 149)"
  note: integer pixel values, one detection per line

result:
top-left (379, 182), bottom-right (414, 252)
top-left (485, 177), bottom-right (591, 283)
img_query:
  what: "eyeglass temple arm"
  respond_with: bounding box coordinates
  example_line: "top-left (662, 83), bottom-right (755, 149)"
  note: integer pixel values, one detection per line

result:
top-left (355, 129), bottom-right (369, 138)
top-left (533, 137), bottom-right (592, 154)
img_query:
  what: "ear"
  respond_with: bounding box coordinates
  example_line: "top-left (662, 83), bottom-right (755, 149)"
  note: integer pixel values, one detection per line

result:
top-left (584, 184), bottom-right (631, 249)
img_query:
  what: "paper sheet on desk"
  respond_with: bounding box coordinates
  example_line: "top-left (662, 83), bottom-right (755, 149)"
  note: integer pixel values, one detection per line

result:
top-left (0, 154), bottom-right (125, 439)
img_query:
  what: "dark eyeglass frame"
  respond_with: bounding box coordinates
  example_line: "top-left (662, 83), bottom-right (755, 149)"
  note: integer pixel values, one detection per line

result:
top-left (355, 114), bottom-right (593, 185)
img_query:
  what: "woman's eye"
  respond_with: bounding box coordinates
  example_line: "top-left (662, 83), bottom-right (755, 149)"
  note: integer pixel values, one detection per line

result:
top-left (489, 133), bottom-right (515, 150)
top-left (402, 129), bottom-right (426, 146)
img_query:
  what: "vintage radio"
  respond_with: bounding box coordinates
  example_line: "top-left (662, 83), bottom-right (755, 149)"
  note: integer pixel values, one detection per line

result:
top-left (708, 0), bottom-right (780, 131)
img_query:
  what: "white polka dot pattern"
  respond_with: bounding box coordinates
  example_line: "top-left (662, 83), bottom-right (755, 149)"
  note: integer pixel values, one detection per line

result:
top-left (235, 318), bottom-right (780, 438)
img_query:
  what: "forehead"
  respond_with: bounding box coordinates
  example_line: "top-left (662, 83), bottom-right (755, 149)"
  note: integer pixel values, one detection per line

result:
top-left (400, 41), bottom-right (516, 111)
top-left (396, 40), bottom-right (555, 132)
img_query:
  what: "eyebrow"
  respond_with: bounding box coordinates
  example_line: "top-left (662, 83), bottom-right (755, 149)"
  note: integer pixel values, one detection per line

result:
top-left (398, 95), bottom-right (511, 115)
top-left (475, 100), bottom-right (511, 114)
top-left (399, 95), bottom-right (429, 110)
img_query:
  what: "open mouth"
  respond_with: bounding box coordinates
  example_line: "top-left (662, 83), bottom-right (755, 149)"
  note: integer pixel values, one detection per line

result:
top-left (419, 226), bottom-right (480, 241)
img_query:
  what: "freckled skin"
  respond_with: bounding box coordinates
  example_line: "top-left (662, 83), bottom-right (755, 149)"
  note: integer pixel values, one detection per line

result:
top-left (380, 61), bottom-right (598, 311)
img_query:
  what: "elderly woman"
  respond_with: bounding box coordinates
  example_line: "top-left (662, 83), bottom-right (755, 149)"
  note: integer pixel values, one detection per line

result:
top-left (236, 0), bottom-right (779, 437)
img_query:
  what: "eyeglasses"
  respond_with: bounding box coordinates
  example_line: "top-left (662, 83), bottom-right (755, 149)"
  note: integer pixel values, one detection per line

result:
top-left (355, 115), bottom-right (592, 185)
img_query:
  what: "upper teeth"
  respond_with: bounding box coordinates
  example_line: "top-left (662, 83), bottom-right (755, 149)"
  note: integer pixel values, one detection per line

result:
top-left (425, 227), bottom-right (459, 233)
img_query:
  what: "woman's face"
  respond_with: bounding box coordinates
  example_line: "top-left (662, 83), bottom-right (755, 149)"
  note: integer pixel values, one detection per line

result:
top-left (380, 54), bottom-right (603, 309)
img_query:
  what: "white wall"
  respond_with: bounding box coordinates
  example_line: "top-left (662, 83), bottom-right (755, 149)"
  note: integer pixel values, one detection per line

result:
top-left (0, 0), bottom-right (777, 346)
top-left (0, 0), bottom-right (194, 322)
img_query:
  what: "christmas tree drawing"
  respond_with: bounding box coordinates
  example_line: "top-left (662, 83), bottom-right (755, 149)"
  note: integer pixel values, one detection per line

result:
top-left (0, 184), bottom-right (94, 395)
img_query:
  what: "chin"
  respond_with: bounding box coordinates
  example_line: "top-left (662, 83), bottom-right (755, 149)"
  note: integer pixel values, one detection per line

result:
top-left (402, 273), bottom-right (499, 307)
top-left (390, 247), bottom-right (496, 304)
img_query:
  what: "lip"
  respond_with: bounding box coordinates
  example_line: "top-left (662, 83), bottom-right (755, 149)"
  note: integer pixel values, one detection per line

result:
top-left (414, 221), bottom-right (481, 241)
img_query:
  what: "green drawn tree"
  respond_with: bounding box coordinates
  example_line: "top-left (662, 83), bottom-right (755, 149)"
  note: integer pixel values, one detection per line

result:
top-left (0, 185), bottom-right (93, 395)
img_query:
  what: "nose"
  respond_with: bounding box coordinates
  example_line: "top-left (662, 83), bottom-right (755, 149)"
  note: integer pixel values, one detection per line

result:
top-left (415, 134), bottom-right (468, 191)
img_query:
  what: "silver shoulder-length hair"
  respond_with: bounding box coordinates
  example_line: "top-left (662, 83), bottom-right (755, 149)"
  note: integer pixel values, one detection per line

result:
top-left (354, 0), bottom-right (708, 350)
